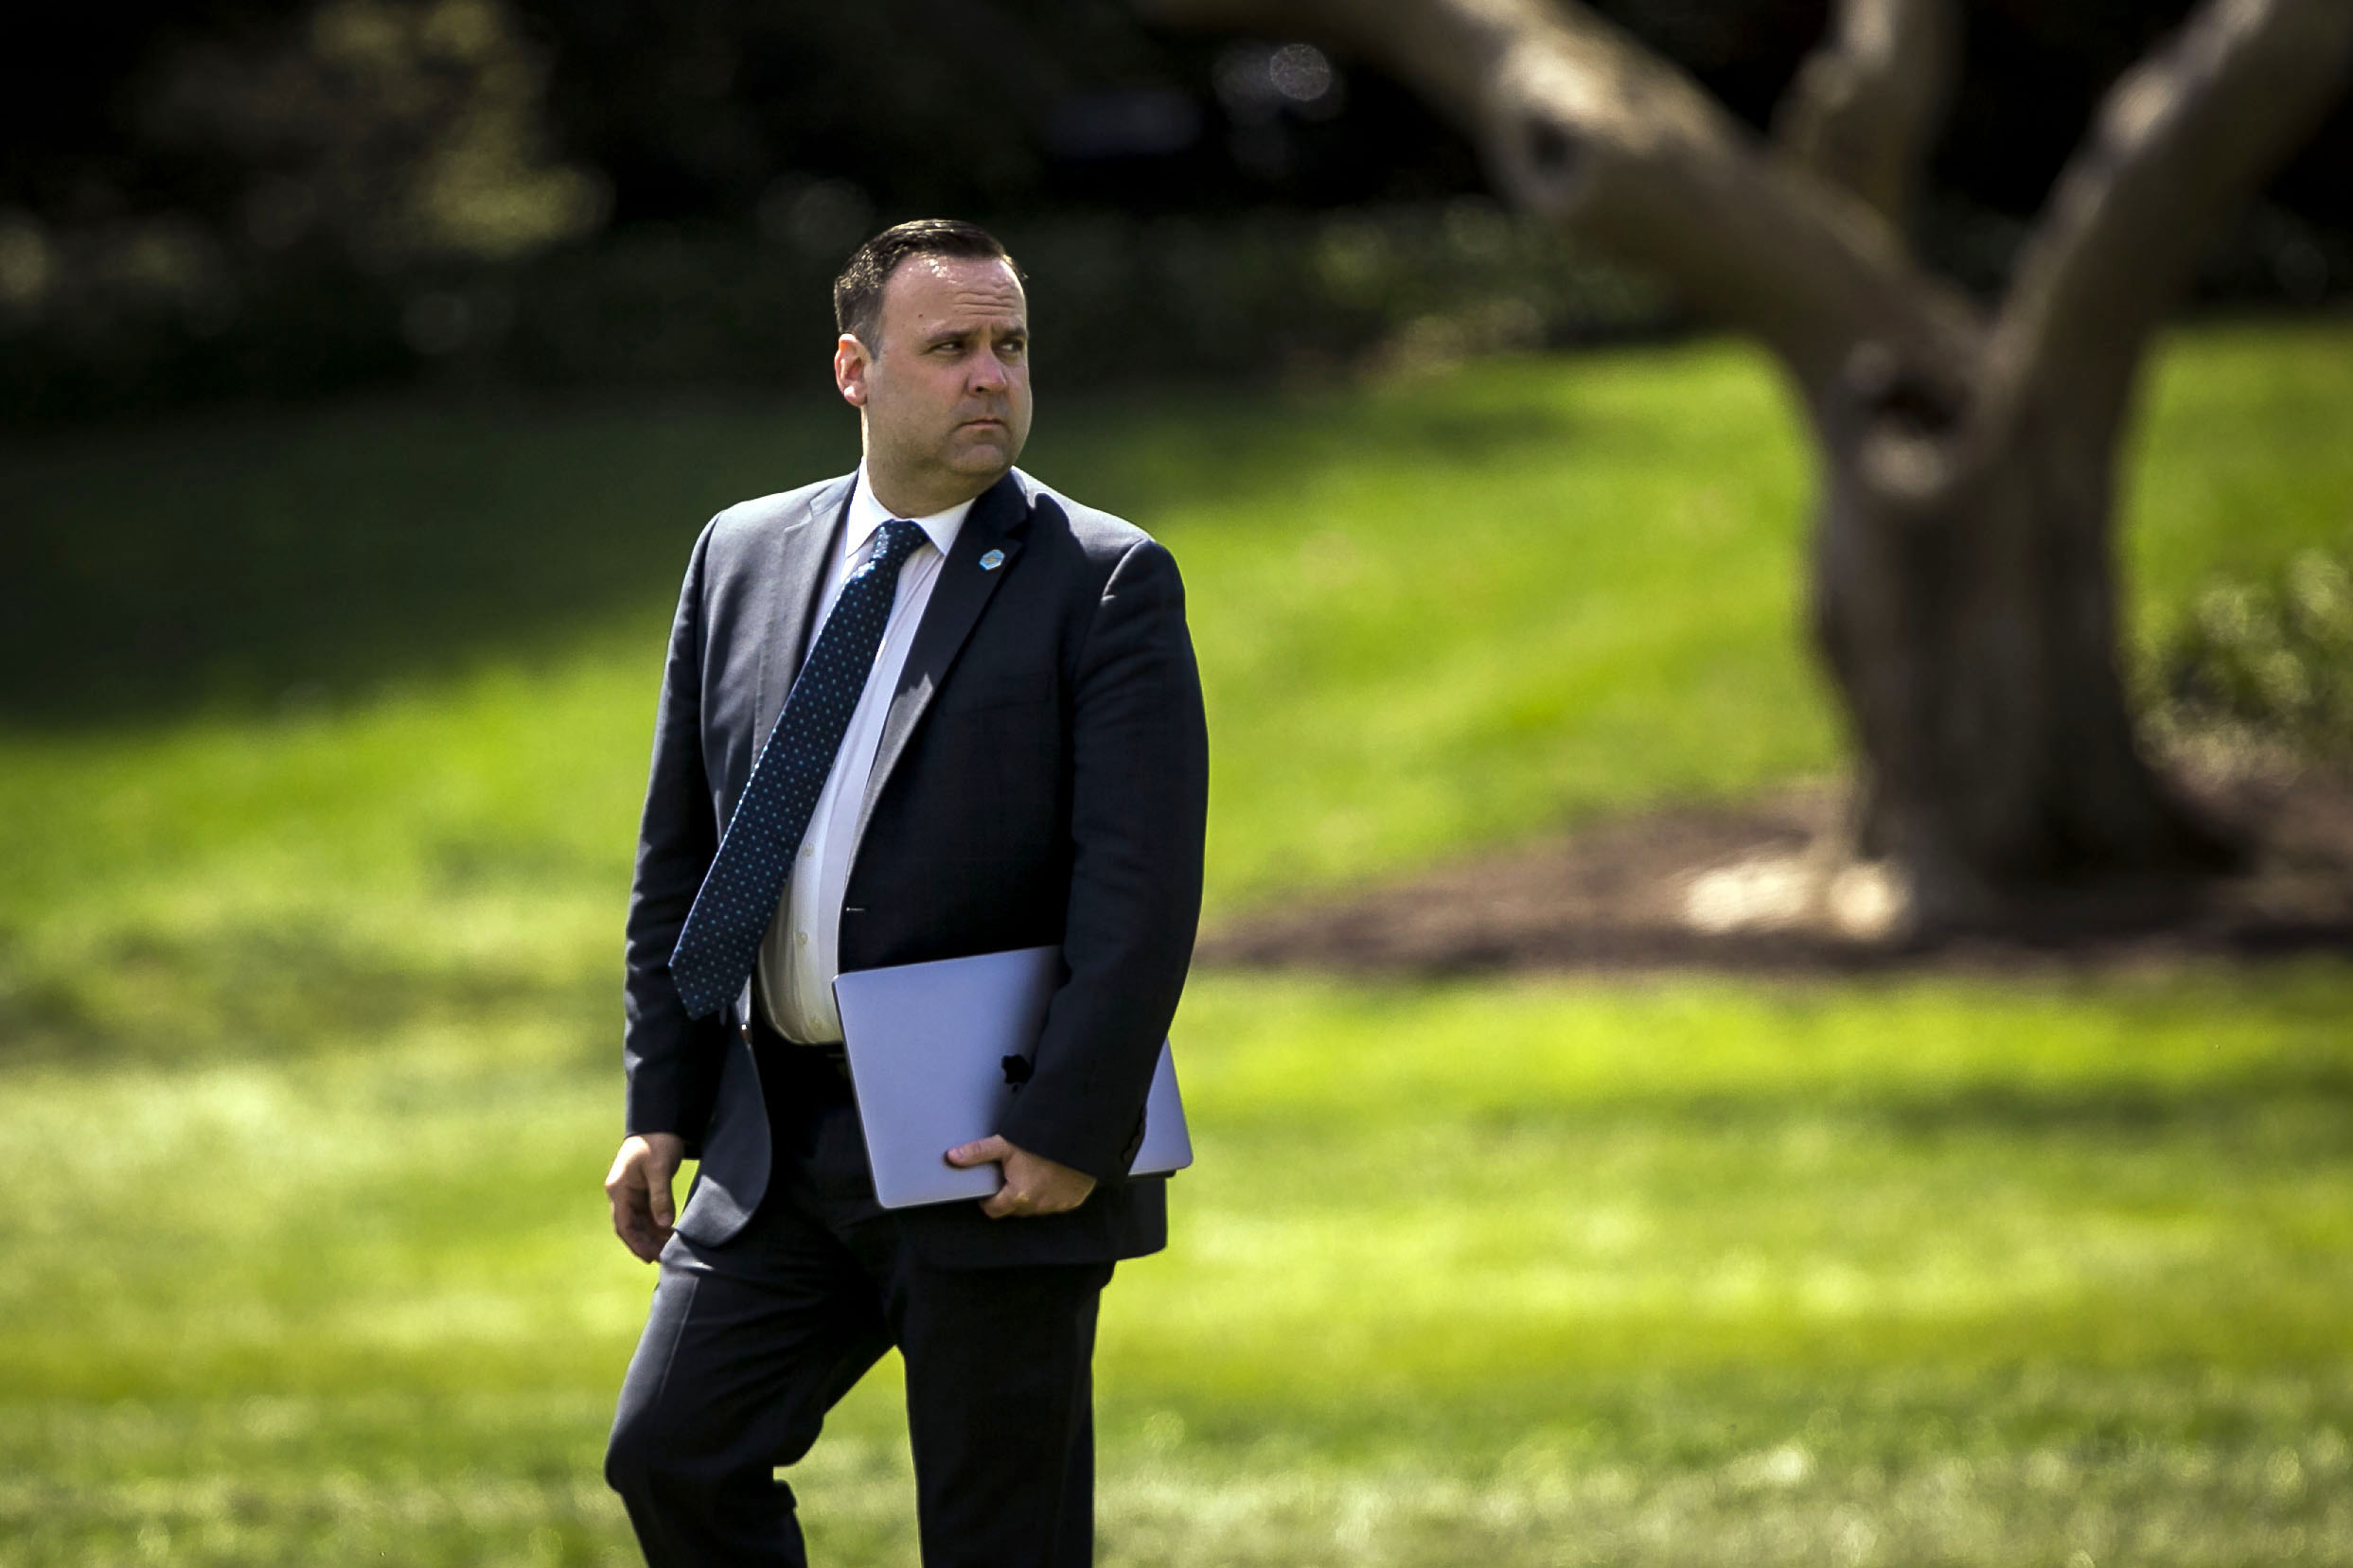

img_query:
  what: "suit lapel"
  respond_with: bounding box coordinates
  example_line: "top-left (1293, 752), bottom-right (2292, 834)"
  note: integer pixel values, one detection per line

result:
top-left (850, 471), bottom-right (1031, 849)
top-left (752, 477), bottom-right (855, 748)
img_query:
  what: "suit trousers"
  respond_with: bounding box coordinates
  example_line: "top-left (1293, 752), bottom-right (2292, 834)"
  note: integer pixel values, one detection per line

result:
top-left (605, 1043), bottom-right (1112, 1567)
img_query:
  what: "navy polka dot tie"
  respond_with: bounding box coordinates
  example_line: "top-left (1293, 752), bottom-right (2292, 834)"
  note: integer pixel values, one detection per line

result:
top-left (668, 520), bottom-right (929, 1019)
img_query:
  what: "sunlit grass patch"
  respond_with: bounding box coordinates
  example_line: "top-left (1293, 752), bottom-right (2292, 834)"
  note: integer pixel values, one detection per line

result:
top-left (6, 969), bottom-right (2351, 1562)
top-left (8, 1373), bottom-right (2349, 1567)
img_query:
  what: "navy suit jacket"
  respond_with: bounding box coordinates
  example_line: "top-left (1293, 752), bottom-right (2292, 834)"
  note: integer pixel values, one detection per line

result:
top-left (621, 467), bottom-right (1210, 1266)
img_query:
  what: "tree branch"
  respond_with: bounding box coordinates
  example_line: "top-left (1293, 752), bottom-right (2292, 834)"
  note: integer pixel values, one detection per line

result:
top-left (1143, 0), bottom-right (1982, 407)
top-left (1983, 0), bottom-right (2353, 449)
top-left (1141, 0), bottom-right (1516, 132)
top-left (1771, 0), bottom-right (1958, 227)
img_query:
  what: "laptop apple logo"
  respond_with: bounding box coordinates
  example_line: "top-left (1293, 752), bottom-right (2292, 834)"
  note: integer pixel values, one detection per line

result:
top-left (1000, 1054), bottom-right (1033, 1089)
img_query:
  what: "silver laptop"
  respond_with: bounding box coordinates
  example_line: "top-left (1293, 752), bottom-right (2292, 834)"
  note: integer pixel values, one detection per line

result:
top-left (831, 944), bottom-right (1194, 1210)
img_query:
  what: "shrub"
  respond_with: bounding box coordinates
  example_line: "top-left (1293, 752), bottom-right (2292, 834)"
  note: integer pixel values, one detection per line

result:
top-left (2164, 534), bottom-right (2353, 757)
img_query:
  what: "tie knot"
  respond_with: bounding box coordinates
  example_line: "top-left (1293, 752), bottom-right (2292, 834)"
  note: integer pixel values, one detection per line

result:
top-left (868, 519), bottom-right (927, 573)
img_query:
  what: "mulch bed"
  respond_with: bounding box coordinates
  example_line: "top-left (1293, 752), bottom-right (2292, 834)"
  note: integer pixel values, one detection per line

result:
top-left (1194, 757), bottom-right (2353, 978)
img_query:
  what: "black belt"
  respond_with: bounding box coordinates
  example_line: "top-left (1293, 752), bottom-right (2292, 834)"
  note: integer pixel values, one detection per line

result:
top-left (741, 1011), bottom-right (852, 1082)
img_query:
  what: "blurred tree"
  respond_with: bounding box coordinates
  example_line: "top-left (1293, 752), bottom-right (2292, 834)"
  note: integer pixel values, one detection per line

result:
top-left (24, 3), bottom-right (2334, 247)
top-left (146, 0), bottom-right (608, 267)
top-left (1147, 0), bottom-right (2353, 933)
top-left (4, 0), bottom-right (2345, 419)
top-left (0, 0), bottom-right (608, 409)
top-left (4, 0), bottom-right (603, 265)
top-left (502, 0), bottom-right (1494, 222)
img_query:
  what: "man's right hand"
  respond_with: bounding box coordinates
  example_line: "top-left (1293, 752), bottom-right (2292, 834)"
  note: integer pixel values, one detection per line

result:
top-left (605, 1133), bottom-right (686, 1262)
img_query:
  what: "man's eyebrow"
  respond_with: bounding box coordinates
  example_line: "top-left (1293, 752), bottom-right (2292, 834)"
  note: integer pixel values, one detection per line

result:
top-left (921, 324), bottom-right (1026, 348)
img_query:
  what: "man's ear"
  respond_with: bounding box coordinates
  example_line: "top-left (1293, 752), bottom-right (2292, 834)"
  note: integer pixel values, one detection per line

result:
top-left (834, 334), bottom-right (870, 408)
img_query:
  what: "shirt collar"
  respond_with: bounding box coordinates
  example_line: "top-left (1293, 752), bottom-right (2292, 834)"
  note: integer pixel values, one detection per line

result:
top-left (845, 465), bottom-right (973, 564)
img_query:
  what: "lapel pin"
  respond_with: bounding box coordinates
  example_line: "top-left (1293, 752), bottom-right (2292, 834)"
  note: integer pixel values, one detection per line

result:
top-left (979, 549), bottom-right (1005, 572)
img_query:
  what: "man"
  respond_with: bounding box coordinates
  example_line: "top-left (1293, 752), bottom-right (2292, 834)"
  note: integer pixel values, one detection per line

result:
top-left (600, 218), bottom-right (1209, 1567)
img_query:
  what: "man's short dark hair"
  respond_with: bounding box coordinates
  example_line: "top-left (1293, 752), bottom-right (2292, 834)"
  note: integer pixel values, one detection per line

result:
top-left (833, 220), bottom-right (1021, 349)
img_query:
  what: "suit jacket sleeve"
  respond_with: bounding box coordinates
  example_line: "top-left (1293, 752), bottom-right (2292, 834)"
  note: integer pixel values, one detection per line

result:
top-left (622, 520), bottom-right (730, 1150)
top-left (999, 536), bottom-right (1210, 1182)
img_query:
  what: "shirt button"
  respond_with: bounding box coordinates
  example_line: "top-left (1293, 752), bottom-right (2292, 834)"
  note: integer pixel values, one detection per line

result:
top-left (796, 931), bottom-right (809, 947)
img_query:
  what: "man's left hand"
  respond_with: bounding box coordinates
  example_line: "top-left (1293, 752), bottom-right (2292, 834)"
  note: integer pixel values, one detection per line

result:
top-left (945, 1136), bottom-right (1097, 1219)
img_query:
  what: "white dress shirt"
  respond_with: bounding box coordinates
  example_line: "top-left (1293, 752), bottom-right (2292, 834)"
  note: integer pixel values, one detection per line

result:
top-left (756, 467), bottom-right (973, 1043)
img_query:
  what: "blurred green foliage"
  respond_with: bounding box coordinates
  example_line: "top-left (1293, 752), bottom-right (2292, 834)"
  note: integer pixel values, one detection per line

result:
top-left (0, 201), bottom-right (1668, 420)
top-left (8, 0), bottom-right (2349, 419)
top-left (2165, 535), bottom-right (2353, 758)
top-left (2, 325), bottom-right (2350, 1563)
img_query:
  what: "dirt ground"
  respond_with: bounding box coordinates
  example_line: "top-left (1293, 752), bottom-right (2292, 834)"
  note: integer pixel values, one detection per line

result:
top-left (1196, 751), bottom-right (2353, 977)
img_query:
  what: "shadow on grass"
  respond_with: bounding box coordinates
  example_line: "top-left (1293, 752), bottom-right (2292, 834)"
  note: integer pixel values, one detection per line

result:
top-left (0, 392), bottom-right (860, 727)
top-left (0, 376), bottom-right (1591, 728)
top-left (0, 915), bottom-right (609, 1066)
top-left (1454, 1069), bottom-right (2353, 1146)
top-left (1024, 365), bottom-right (1597, 523)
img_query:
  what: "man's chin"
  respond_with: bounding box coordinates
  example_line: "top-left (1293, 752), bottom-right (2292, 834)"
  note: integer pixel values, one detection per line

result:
top-left (947, 433), bottom-right (1018, 476)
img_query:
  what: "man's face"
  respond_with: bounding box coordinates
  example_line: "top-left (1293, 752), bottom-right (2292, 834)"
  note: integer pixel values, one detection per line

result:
top-left (836, 254), bottom-right (1032, 516)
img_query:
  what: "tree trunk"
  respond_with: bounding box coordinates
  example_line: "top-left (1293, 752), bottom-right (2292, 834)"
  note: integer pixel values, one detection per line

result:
top-left (1146, 0), bottom-right (2352, 934)
top-left (1809, 363), bottom-right (2238, 929)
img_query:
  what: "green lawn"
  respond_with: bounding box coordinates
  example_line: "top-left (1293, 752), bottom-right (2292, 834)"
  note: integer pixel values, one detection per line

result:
top-left (4, 971), bottom-right (2349, 1564)
top-left (3, 323), bottom-right (2351, 1565)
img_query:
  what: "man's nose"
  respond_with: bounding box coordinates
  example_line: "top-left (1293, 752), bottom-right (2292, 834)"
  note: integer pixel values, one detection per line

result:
top-left (967, 350), bottom-right (1010, 392)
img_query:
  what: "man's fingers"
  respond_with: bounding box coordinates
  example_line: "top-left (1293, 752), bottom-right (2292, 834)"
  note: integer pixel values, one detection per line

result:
top-left (610, 1187), bottom-right (646, 1251)
top-left (943, 1137), bottom-right (1092, 1218)
top-left (954, 1135), bottom-right (1016, 1217)
top-left (978, 1187), bottom-right (1070, 1221)
top-left (611, 1194), bottom-right (670, 1263)
top-left (605, 1136), bottom-right (679, 1263)
top-left (972, 1146), bottom-right (1098, 1220)
top-left (606, 1161), bottom-right (643, 1229)
top-left (979, 1178), bottom-right (1042, 1220)
top-left (609, 1177), bottom-right (654, 1248)
top-left (945, 1135), bottom-right (1013, 1169)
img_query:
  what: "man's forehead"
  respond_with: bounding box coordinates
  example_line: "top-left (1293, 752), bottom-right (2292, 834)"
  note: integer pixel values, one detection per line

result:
top-left (884, 255), bottom-right (1025, 326)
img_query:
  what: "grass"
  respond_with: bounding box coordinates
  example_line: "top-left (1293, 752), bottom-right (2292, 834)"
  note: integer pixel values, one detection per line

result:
top-left (3, 970), bottom-right (2349, 1564)
top-left (3, 321), bottom-right (2352, 1563)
